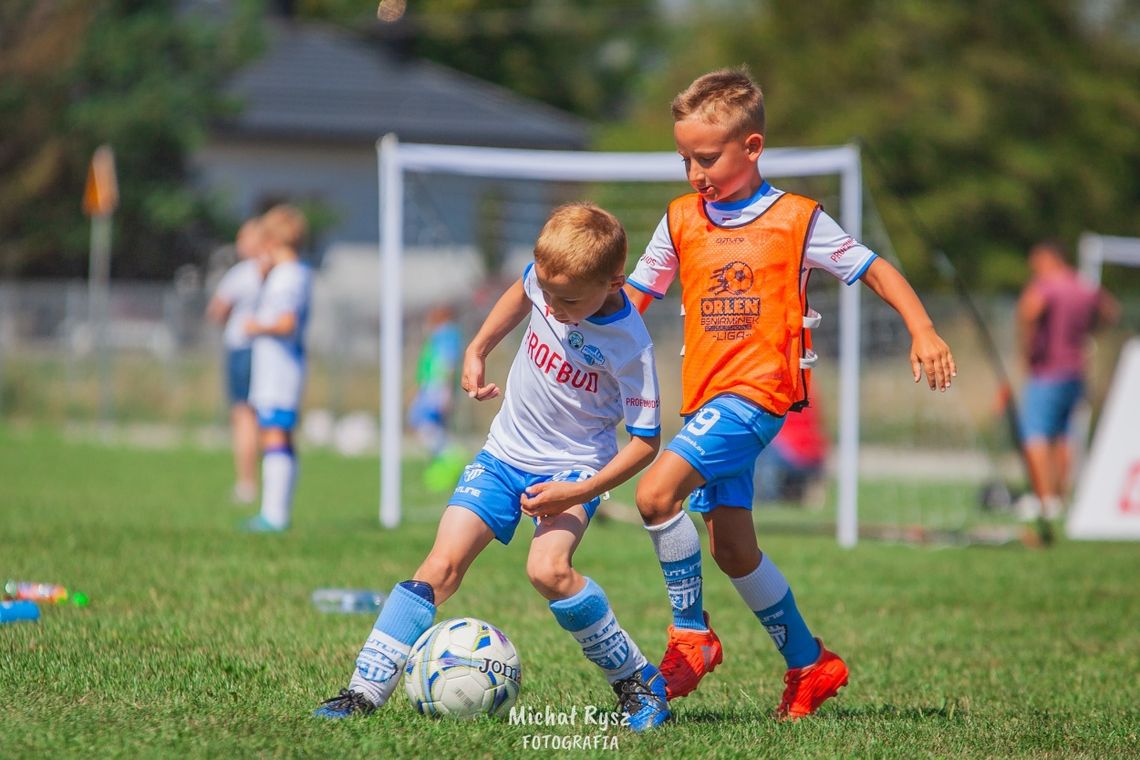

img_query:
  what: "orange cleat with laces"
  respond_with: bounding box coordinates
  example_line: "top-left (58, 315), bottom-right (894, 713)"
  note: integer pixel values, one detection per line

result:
top-left (776, 638), bottom-right (848, 720)
top-left (659, 611), bottom-right (723, 700)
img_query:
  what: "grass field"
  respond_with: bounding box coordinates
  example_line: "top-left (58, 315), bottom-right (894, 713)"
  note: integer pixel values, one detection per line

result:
top-left (2, 427), bottom-right (1138, 759)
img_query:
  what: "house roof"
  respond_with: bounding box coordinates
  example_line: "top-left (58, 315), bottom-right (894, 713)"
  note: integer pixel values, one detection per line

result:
top-left (217, 21), bottom-right (591, 149)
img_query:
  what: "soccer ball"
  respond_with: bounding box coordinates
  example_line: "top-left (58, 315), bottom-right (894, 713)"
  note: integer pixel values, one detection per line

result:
top-left (404, 617), bottom-right (522, 719)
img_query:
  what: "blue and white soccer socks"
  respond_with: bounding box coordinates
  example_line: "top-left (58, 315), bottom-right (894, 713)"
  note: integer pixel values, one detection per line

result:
top-left (645, 511), bottom-right (706, 630)
top-left (259, 446), bottom-right (296, 529)
top-left (549, 578), bottom-right (648, 684)
top-left (730, 557), bottom-right (821, 669)
top-left (348, 581), bottom-right (437, 707)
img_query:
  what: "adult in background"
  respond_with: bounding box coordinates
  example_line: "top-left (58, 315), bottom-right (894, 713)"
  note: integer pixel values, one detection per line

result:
top-left (206, 218), bottom-right (268, 504)
top-left (1017, 239), bottom-right (1118, 524)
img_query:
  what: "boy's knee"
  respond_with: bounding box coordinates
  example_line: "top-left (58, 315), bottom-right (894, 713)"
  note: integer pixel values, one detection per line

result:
top-left (526, 555), bottom-right (575, 598)
top-left (709, 537), bottom-right (760, 577)
top-left (416, 553), bottom-right (463, 597)
top-left (635, 480), bottom-right (681, 525)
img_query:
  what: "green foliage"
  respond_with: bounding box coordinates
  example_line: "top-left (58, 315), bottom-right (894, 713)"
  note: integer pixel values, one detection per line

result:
top-left (604, 0), bottom-right (1140, 291)
top-left (2, 429), bottom-right (1139, 757)
top-left (0, 0), bottom-right (263, 279)
top-left (304, 0), bottom-right (663, 120)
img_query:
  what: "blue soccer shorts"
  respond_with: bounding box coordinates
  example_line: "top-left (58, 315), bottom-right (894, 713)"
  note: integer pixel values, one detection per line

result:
top-left (666, 395), bottom-right (785, 513)
top-left (225, 348), bottom-right (252, 404)
top-left (1020, 376), bottom-right (1084, 442)
top-left (257, 407), bottom-right (299, 431)
top-left (448, 450), bottom-right (601, 544)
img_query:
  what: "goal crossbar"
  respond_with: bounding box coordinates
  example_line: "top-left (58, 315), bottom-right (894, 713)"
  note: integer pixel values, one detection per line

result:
top-left (377, 135), bottom-right (865, 547)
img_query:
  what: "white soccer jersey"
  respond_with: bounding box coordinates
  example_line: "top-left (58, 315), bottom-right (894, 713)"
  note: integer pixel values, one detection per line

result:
top-left (483, 263), bottom-right (661, 474)
top-left (250, 260), bottom-right (313, 413)
top-left (214, 259), bottom-right (263, 350)
top-left (628, 180), bottom-right (878, 298)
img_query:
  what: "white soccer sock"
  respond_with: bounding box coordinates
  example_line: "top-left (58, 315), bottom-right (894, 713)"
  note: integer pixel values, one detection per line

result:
top-left (644, 510), bottom-right (701, 563)
top-left (260, 449), bottom-right (296, 528)
top-left (348, 631), bottom-right (411, 707)
top-left (729, 555), bottom-right (790, 612)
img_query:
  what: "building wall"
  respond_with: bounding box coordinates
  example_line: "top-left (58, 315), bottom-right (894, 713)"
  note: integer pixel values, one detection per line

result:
top-left (194, 139), bottom-right (379, 246)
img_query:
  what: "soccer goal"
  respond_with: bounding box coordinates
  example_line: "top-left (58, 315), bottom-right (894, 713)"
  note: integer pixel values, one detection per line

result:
top-left (374, 136), bottom-right (1000, 547)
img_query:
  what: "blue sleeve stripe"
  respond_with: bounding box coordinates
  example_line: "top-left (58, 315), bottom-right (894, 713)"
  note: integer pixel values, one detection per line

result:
top-left (627, 279), bottom-right (665, 299)
top-left (626, 425), bottom-right (661, 437)
top-left (523, 261), bottom-right (534, 280)
top-left (846, 253), bottom-right (878, 284)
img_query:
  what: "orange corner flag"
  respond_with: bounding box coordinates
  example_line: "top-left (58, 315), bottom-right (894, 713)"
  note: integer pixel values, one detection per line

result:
top-left (82, 145), bottom-right (119, 217)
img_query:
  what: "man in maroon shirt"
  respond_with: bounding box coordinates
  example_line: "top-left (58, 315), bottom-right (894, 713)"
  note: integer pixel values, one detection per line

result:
top-left (1017, 240), bottom-right (1119, 522)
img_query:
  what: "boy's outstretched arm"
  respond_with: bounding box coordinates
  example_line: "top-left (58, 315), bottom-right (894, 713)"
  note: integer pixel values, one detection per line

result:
top-left (520, 433), bottom-right (660, 520)
top-left (859, 257), bottom-right (957, 391)
top-left (461, 278), bottom-right (531, 401)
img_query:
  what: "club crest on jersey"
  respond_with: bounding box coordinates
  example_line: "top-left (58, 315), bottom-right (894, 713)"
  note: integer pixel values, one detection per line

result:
top-left (708, 260), bottom-right (754, 295)
top-left (581, 345), bottom-right (606, 367)
top-left (463, 464), bottom-right (485, 482)
top-left (567, 331), bottom-right (585, 349)
top-left (701, 260), bottom-right (760, 340)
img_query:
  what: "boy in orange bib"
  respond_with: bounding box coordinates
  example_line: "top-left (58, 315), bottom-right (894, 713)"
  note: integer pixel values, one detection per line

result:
top-left (626, 67), bottom-right (957, 719)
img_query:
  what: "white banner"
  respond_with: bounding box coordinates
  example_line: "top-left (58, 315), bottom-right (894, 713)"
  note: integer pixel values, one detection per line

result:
top-left (1067, 337), bottom-right (1140, 540)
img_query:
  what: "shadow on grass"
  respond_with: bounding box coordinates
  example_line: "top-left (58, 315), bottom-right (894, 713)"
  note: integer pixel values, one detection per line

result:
top-left (825, 701), bottom-right (968, 721)
top-left (675, 700), bottom-right (968, 724)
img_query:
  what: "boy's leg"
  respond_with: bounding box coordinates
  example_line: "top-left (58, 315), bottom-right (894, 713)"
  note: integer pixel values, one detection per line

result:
top-left (231, 402), bottom-right (259, 502)
top-left (532, 508), bottom-right (669, 731)
top-left (705, 507), bottom-right (847, 719)
top-left (637, 452), bottom-right (722, 700)
top-left (249, 421), bottom-right (295, 531)
top-left (317, 507), bottom-right (494, 717)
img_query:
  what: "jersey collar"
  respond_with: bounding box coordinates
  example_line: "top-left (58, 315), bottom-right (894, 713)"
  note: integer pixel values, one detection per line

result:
top-left (707, 180), bottom-right (772, 212)
top-left (585, 289), bottom-right (631, 325)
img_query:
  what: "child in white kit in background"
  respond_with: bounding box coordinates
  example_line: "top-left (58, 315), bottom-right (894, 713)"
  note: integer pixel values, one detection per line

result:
top-left (242, 204), bottom-right (312, 533)
top-left (206, 217), bottom-right (269, 504)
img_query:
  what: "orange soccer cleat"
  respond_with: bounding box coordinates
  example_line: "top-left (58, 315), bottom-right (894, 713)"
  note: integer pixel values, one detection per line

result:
top-left (777, 638), bottom-right (848, 720)
top-left (659, 611), bottom-right (723, 700)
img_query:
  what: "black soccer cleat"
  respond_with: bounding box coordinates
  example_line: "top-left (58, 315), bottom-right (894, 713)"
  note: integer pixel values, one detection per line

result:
top-left (313, 689), bottom-right (376, 719)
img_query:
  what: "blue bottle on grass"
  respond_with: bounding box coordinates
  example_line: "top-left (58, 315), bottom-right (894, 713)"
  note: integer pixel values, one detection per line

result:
top-left (0, 600), bottom-right (41, 624)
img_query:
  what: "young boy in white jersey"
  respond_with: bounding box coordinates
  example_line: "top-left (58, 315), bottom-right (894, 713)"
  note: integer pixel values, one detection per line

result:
top-left (206, 218), bottom-right (269, 504)
top-left (314, 203), bottom-right (671, 731)
top-left (624, 68), bottom-right (957, 719)
top-left (242, 204), bottom-right (312, 533)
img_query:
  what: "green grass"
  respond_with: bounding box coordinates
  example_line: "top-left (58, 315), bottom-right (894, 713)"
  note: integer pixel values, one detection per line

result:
top-left (2, 428), bottom-right (1137, 759)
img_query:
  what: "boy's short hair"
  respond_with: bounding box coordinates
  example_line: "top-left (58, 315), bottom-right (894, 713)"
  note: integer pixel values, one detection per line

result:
top-left (260, 204), bottom-right (308, 249)
top-left (672, 66), bottom-right (765, 138)
top-left (534, 202), bottom-right (627, 282)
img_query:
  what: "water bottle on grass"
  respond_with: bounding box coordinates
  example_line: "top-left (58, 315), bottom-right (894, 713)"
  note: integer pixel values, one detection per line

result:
top-left (0, 600), bottom-right (41, 624)
top-left (311, 588), bottom-right (386, 614)
top-left (3, 580), bottom-right (89, 607)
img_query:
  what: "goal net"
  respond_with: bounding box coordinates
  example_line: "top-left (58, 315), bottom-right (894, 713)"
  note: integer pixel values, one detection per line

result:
top-left (374, 137), bottom-right (1015, 546)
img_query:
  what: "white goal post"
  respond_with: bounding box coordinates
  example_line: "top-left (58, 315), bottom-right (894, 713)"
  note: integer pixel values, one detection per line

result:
top-left (1078, 232), bottom-right (1140, 285)
top-left (376, 135), bottom-right (865, 546)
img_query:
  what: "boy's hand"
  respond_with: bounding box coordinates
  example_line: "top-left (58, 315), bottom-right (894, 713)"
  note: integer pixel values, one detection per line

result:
top-left (244, 318), bottom-right (261, 337)
top-left (461, 350), bottom-right (500, 401)
top-left (910, 326), bottom-right (957, 391)
top-left (520, 481), bottom-right (590, 520)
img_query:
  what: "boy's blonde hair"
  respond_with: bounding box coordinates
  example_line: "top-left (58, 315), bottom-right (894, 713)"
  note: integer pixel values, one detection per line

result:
top-left (533, 202), bottom-right (627, 283)
top-left (260, 204), bottom-right (309, 249)
top-left (671, 66), bottom-right (765, 138)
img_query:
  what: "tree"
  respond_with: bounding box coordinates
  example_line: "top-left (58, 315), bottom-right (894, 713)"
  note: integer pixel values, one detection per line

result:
top-left (605, 0), bottom-right (1140, 290)
top-left (298, 0), bottom-right (663, 120)
top-left (0, 0), bottom-right (261, 279)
